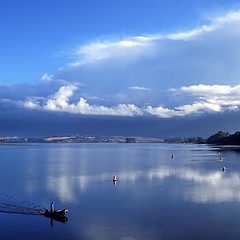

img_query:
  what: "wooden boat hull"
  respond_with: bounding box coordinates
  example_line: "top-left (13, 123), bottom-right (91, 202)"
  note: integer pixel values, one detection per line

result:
top-left (43, 209), bottom-right (68, 222)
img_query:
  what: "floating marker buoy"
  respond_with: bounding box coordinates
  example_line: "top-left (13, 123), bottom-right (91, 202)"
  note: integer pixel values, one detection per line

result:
top-left (222, 167), bottom-right (226, 172)
top-left (171, 154), bottom-right (174, 158)
top-left (113, 176), bottom-right (117, 182)
top-left (220, 157), bottom-right (223, 161)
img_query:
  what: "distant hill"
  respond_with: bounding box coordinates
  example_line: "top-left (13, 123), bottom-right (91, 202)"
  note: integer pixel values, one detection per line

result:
top-left (0, 135), bottom-right (163, 144)
top-left (206, 131), bottom-right (240, 145)
top-left (163, 131), bottom-right (240, 145)
top-left (164, 137), bottom-right (206, 144)
top-left (2, 131), bottom-right (240, 145)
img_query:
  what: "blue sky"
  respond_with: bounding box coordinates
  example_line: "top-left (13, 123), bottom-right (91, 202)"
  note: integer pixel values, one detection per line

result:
top-left (1, 0), bottom-right (240, 137)
top-left (1, 0), bottom-right (239, 84)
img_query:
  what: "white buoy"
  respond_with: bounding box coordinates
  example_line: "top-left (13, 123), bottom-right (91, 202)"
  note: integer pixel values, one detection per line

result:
top-left (222, 167), bottom-right (226, 172)
top-left (113, 176), bottom-right (117, 182)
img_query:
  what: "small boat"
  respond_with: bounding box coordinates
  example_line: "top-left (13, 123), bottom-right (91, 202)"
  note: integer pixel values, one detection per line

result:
top-left (43, 209), bottom-right (68, 222)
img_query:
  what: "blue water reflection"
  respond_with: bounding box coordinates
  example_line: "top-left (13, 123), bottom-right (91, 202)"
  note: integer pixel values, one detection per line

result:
top-left (1, 143), bottom-right (240, 239)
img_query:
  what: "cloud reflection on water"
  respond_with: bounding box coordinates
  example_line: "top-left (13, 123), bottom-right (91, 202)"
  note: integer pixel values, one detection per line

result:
top-left (148, 166), bottom-right (240, 203)
top-left (46, 176), bottom-right (74, 202)
top-left (44, 164), bottom-right (240, 204)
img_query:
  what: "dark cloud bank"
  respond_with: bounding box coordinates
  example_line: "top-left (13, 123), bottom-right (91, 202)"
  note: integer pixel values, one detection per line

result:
top-left (2, 11), bottom-right (240, 138)
top-left (0, 106), bottom-right (238, 138)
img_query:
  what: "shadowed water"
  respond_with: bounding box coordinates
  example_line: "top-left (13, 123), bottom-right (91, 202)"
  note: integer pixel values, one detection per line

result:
top-left (0, 143), bottom-right (240, 239)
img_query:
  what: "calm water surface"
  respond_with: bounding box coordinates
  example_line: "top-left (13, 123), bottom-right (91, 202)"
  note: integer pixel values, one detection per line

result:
top-left (0, 143), bottom-right (240, 239)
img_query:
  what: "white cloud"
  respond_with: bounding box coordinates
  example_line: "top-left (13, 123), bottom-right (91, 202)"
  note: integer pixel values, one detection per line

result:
top-left (146, 102), bottom-right (222, 118)
top-left (129, 86), bottom-right (151, 91)
top-left (146, 84), bottom-right (240, 118)
top-left (167, 25), bottom-right (214, 40)
top-left (166, 11), bottom-right (240, 41)
top-left (146, 106), bottom-right (179, 118)
top-left (213, 10), bottom-right (240, 25)
top-left (228, 106), bottom-right (239, 111)
top-left (71, 37), bottom-right (153, 66)
top-left (52, 8), bottom-right (240, 118)
top-left (4, 10), bottom-right (240, 119)
top-left (68, 10), bottom-right (240, 67)
top-left (180, 84), bottom-right (240, 96)
top-left (4, 83), bottom-right (240, 118)
top-left (44, 85), bottom-right (78, 111)
top-left (20, 84), bottom-right (143, 117)
top-left (181, 84), bottom-right (240, 108)
top-left (41, 73), bottom-right (54, 81)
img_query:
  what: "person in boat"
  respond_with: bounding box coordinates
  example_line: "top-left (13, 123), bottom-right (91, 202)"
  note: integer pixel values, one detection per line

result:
top-left (50, 201), bottom-right (55, 212)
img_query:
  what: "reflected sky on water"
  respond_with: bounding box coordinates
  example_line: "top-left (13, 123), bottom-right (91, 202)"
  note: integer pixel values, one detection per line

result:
top-left (1, 143), bottom-right (240, 239)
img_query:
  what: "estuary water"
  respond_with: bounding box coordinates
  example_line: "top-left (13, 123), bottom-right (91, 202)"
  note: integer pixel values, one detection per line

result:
top-left (0, 143), bottom-right (240, 239)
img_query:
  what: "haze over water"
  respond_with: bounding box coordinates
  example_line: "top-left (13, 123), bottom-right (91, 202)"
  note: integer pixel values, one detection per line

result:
top-left (0, 143), bottom-right (240, 239)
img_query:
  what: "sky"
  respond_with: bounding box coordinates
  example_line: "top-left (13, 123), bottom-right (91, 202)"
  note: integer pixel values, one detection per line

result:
top-left (1, 0), bottom-right (240, 138)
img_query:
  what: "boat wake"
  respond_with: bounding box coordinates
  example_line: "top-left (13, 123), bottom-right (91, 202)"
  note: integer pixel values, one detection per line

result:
top-left (0, 193), bottom-right (68, 223)
top-left (0, 193), bottom-right (46, 216)
top-left (0, 202), bottom-right (45, 215)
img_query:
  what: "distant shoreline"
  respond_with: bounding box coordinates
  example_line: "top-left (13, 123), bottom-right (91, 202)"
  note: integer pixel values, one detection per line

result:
top-left (0, 143), bottom-right (37, 147)
top-left (1, 131), bottom-right (240, 145)
top-left (0, 135), bottom-right (205, 144)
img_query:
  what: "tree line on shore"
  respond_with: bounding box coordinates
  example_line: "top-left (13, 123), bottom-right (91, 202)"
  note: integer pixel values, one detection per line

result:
top-left (165, 131), bottom-right (240, 145)
top-left (0, 131), bottom-right (240, 144)
top-left (206, 131), bottom-right (240, 145)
